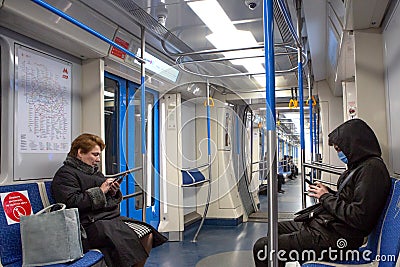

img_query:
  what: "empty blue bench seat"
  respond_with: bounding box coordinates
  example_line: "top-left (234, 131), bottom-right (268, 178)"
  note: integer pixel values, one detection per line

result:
top-left (181, 169), bottom-right (209, 187)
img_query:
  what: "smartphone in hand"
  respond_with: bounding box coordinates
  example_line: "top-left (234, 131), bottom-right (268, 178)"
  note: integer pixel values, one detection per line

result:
top-left (304, 179), bottom-right (315, 185)
top-left (113, 176), bottom-right (124, 183)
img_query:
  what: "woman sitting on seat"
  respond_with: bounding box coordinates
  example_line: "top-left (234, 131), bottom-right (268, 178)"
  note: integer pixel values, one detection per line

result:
top-left (52, 133), bottom-right (167, 267)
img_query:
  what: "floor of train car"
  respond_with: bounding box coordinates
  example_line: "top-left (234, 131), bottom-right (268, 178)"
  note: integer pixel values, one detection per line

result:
top-left (145, 178), bottom-right (303, 267)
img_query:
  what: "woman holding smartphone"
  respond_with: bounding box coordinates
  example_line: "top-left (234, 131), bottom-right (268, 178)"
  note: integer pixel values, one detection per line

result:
top-left (52, 133), bottom-right (167, 267)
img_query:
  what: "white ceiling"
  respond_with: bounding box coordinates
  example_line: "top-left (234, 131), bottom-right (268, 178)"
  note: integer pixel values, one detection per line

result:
top-left (134, 0), bottom-right (299, 89)
top-left (89, 0), bottom-right (392, 135)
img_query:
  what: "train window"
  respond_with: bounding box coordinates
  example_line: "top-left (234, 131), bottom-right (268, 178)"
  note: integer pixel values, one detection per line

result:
top-left (104, 77), bottom-right (119, 175)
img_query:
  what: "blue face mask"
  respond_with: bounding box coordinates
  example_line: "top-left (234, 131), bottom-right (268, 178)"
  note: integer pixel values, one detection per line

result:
top-left (337, 151), bottom-right (348, 164)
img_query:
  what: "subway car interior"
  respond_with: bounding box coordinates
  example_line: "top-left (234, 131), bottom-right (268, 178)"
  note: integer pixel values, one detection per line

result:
top-left (0, 0), bottom-right (400, 266)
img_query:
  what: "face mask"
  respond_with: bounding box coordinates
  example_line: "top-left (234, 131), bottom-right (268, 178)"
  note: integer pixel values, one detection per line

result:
top-left (337, 151), bottom-right (348, 164)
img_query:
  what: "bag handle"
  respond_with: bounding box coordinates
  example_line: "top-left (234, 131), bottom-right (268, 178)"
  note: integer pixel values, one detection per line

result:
top-left (336, 166), bottom-right (362, 195)
top-left (35, 203), bottom-right (66, 215)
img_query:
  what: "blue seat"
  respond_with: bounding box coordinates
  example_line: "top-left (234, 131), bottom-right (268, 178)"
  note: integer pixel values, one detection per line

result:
top-left (180, 167), bottom-right (211, 242)
top-left (277, 165), bottom-right (291, 177)
top-left (181, 169), bottom-right (209, 187)
top-left (302, 178), bottom-right (400, 266)
top-left (0, 183), bottom-right (44, 267)
top-left (278, 165), bottom-right (284, 174)
top-left (0, 182), bottom-right (103, 267)
top-left (45, 251), bottom-right (104, 267)
top-left (44, 180), bottom-right (56, 205)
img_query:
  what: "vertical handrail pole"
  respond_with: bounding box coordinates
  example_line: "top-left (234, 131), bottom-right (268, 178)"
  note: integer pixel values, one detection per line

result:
top-left (308, 71), bottom-right (313, 181)
top-left (314, 112), bottom-right (317, 157)
top-left (261, 128), bottom-right (265, 180)
top-left (314, 106), bottom-right (320, 179)
top-left (286, 142), bottom-right (289, 158)
top-left (316, 109), bottom-right (320, 156)
top-left (192, 79), bottom-right (212, 242)
top-left (314, 103), bottom-right (318, 160)
top-left (277, 137), bottom-right (280, 163)
top-left (140, 27), bottom-right (147, 221)
top-left (264, 0), bottom-right (278, 266)
top-left (261, 128), bottom-right (265, 160)
top-left (236, 113), bottom-right (240, 184)
top-left (206, 79), bottom-right (212, 192)
top-left (296, 0), bottom-right (306, 209)
top-left (250, 112), bottom-right (254, 181)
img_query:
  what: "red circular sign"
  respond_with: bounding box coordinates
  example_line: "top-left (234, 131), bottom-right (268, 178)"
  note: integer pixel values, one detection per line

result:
top-left (2, 192), bottom-right (32, 222)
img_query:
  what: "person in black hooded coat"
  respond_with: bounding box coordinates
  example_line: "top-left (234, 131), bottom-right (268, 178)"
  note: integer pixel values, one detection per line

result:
top-left (253, 119), bottom-right (391, 267)
top-left (52, 133), bottom-right (167, 267)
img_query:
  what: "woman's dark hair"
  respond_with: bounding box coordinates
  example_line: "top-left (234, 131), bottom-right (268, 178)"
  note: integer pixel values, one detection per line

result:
top-left (68, 133), bottom-right (105, 157)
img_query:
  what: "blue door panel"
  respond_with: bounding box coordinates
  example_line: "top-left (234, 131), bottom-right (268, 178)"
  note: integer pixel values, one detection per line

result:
top-left (104, 72), bottom-right (160, 227)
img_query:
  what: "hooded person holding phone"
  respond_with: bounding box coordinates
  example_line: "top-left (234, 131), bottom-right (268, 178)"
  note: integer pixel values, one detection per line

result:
top-left (253, 119), bottom-right (391, 266)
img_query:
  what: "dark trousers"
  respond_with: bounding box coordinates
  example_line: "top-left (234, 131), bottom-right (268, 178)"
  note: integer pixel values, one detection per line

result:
top-left (253, 221), bottom-right (331, 267)
top-left (277, 174), bottom-right (284, 191)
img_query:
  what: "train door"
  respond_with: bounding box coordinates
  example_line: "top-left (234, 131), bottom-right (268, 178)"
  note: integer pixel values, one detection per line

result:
top-left (238, 106), bottom-right (257, 216)
top-left (104, 72), bottom-right (160, 228)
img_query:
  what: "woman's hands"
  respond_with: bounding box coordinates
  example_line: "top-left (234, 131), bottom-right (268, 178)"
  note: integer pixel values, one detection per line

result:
top-left (109, 178), bottom-right (122, 196)
top-left (308, 182), bottom-right (329, 199)
top-left (100, 178), bottom-right (122, 196)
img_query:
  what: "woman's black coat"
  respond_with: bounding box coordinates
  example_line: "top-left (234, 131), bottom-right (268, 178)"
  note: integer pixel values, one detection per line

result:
top-left (52, 157), bottom-right (167, 267)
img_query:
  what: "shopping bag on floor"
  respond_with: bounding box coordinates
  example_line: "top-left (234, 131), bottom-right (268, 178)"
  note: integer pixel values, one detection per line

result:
top-left (20, 203), bottom-right (83, 266)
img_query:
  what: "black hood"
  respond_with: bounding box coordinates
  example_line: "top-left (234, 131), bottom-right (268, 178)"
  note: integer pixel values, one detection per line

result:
top-left (328, 119), bottom-right (381, 165)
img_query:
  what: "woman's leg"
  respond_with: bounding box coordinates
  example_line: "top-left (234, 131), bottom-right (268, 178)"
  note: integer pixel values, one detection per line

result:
top-left (141, 233), bottom-right (154, 255)
top-left (134, 233), bottom-right (154, 267)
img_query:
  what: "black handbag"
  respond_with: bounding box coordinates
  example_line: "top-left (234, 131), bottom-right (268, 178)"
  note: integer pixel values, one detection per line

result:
top-left (294, 203), bottom-right (324, 222)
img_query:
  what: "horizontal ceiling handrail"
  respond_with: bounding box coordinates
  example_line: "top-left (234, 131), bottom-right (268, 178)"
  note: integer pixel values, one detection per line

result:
top-left (170, 42), bottom-right (293, 57)
top-left (31, 0), bottom-right (146, 64)
top-left (276, 0), bottom-right (301, 47)
top-left (175, 45), bottom-right (307, 78)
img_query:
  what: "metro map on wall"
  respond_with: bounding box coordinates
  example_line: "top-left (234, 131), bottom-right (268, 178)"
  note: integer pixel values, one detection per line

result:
top-left (15, 45), bottom-right (72, 153)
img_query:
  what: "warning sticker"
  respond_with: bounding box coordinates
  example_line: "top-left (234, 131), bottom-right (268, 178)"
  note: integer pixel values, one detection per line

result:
top-left (1, 191), bottom-right (33, 225)
top-left (110, 37), bottom-right (130, 60)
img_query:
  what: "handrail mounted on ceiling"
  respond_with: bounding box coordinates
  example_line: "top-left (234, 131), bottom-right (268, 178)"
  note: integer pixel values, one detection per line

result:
top-left (31, 0), bottom-right (145, 64)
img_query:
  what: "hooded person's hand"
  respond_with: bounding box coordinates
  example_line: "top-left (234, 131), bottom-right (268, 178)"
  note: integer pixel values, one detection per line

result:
top-left (308, 182), bottom-right (329, 199)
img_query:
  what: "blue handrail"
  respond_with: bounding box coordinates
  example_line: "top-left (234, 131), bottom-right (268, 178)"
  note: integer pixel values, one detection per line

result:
top-left (264, 0), bottom-right (278, 266)
top-left (141, 81), bottom-right (146, 154)
top-left (276, 0), bottom-right (301, 47)
top-left (264, 0), bottom-right (276, 130)
top-left (309, 98), bottom-right (313, 159)
top-left (206, 105), bottom-right (211, 156)
top-left (314, 110), bottom-right (318, 155)
top-left (31, 0), bottom-right (145, 64)
top-left (299, 65), bottom-right (305, 150)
